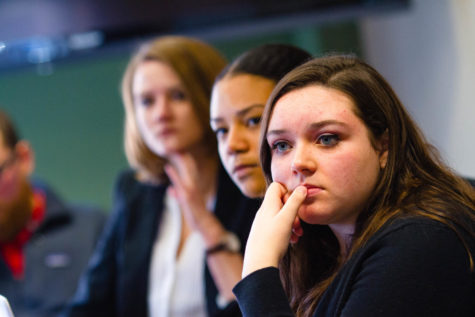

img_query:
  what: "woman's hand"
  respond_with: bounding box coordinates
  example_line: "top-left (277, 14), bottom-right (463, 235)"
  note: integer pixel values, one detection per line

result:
top-left (242, 182), bottom-right (307, 278)
top-left (164, 153), bottom-right (226, 247)
top-left (164, 153), bottom-right (210, 230)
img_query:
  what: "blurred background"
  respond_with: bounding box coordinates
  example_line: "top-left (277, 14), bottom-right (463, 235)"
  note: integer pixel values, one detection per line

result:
top-left (0, 0), bottom-right (473, 210)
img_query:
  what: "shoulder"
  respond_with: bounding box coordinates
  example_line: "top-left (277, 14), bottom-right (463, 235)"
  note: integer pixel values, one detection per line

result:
top-left (360, 216), bottom-right (474, 274)
top-left (113, 169), bottom-right (166, 201)
top-left (113, 169), bottom-right (141, 193)
top-left (375, 216), bottom-right (471, 247)
top-left (333, 216), bottom-right (475, 316)
top-left (109, 170), bottom-right (167, 231)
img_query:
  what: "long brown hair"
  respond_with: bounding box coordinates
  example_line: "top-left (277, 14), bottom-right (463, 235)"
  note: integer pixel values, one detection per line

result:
top-left (121, 36), bottom-right (227, 182)
top-left (259, 55), bottom-right (475, 316)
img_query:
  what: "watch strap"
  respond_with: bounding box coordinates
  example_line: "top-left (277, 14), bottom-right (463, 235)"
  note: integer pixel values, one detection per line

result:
top-left (205, 243), bottom-right (228, 256)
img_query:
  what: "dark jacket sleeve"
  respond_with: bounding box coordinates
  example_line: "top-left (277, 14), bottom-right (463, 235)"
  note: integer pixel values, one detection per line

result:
top-left (233, 267), bottom-right (294, 317)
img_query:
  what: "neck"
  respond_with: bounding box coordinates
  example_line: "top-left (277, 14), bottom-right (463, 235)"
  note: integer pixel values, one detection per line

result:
top-left (168, 145), bottom-right (219, 203)
top-left (194, 153), bottom-right (219, 205)
top-left (328, 223), bottom-right (355, 259)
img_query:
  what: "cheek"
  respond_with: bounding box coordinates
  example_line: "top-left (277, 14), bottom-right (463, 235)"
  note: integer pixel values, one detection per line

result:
top-left (183, 107), bottom-right (204, 135)
top-left (135, 107), bottom-right (150, 132)
top-left (270, 156), bottom-right (290, 184)
top-left (218, 141), bottom-right (231, 168)
top-left (329, 150), bottom-right (380, 196)
top-left (249, 129), bottom-right (261, 154)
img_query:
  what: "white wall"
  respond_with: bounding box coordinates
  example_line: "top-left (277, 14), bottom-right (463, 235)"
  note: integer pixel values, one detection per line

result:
top-left (360, 0), bottom-right (475, 178)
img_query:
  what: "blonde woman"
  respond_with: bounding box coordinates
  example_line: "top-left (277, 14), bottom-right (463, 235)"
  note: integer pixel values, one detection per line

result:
top-left (64, 36), bottom-right (260, 317)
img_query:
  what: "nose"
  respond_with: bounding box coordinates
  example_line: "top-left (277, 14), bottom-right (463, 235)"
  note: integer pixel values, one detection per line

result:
top-left (226, 125), bottom-right (248, 154)
top-left (291, 142), bottom-right (316, 176)
top-left (151, 96), bottom-right (172, 121)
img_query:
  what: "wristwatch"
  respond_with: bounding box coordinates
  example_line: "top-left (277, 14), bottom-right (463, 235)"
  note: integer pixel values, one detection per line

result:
top-left (206, 231), bottom-right (241, 256)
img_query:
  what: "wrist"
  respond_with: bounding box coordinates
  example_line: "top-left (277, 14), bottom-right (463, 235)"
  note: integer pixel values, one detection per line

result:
top-left (206, 231), bottom-right (241, 256)
top-left (196, 214), bottom-right (227, 247)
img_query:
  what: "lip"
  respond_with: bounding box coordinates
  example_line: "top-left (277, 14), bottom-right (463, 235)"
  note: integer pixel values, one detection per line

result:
top-left (302, 183), bottom-right (322, 197)
top-left (232, 163), bottom-right (258, 178)
top-left (157, 127), bottom-right (176, 136)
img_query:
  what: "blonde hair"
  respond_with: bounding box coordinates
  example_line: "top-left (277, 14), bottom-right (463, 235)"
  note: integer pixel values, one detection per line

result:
top-left (121, 36), bottom-right (227, 182)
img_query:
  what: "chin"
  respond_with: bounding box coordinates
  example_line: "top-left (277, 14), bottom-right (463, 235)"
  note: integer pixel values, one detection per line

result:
top-left (240, 181), bottom-right (265, 199)
top-left (298, 205), bottom-right (331, 225)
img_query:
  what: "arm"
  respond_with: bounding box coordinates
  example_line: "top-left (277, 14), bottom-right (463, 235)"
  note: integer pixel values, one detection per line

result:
top-left (233, 267), bottom-right (294, 317)
top-left (232, 183), bottom-right (307, 317)
top-left (164, 155), bottom-right (244, 302)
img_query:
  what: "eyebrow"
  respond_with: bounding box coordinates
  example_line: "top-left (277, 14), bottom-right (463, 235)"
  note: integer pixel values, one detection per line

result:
top-left (267, 119), bottom-right (347, 137)
top-left (210, 104), bottom-right (264, 124)
top-left (134, 84), bottom-right (185, 96)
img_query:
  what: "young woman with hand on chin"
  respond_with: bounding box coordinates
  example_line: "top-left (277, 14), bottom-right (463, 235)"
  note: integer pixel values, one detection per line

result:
top-left (64, 36), bottom-right (260, 317)
top-left (234, 55), bottom-right (475, 317)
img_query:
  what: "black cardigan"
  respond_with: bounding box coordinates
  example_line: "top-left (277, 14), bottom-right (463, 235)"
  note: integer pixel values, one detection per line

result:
top-left (234, 217), bottom-right (475, 317)
top-left (64, 165), bottom-right (261, 317)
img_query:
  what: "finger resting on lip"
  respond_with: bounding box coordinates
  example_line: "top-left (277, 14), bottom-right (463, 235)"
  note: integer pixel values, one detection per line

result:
top-left (279, 186), bottom-right (307, 220)
top-left (293, 185), bottom-right (307, 198)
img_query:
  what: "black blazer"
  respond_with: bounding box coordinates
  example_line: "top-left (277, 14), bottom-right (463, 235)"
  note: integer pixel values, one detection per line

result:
top-left (63, 165), bottom-right (260, 317)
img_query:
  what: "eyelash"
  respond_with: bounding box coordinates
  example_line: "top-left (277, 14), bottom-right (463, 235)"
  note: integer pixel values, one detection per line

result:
top-left (213, 115), bottom-right (262, 138)
top-left (138, 89), bottom-right (187, 107)
top-left (247, 116), bottom-right (261, 127)
top-left (317, 133), bottom-right (339, 146)
top-left (169, 90), bottom-right (187, 101)
top-left (214, 127), bottom-right (227, 137)
top-left (270, 133), bottom-right (340, 154)
top-left (270, 141), bottom-right (291, 154)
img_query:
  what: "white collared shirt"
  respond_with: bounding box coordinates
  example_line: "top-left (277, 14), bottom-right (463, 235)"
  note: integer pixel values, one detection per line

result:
top-left (148, 192), bottom-right (207, 317)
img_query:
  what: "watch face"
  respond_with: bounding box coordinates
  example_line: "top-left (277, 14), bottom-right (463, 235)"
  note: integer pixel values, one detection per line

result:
top-left (225, 232), bottom-right (241, 252)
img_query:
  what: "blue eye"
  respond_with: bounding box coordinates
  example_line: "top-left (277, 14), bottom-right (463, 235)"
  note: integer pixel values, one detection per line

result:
top-left (318, 134), bottom-right (339, 146)
top-left (271, 141), bottom-right (291, 153)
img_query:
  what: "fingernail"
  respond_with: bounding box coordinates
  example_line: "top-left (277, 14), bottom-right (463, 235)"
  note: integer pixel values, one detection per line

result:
top-left (296, 186), bottom-right (307, 196)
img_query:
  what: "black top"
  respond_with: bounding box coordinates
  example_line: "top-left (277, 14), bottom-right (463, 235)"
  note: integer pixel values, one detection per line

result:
top-left (234, 217), bottom-right (475, 317)
top-left (63, 165), bottom-right (261, 317)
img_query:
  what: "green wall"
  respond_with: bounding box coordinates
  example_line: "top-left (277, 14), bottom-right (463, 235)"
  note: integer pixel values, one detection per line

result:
top-left (0, 22), bottom-right (360, 211)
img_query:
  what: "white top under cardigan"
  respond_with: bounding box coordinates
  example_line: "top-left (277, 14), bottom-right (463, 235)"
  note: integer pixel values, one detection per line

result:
top-left (148, 191), bottom-right (207, 317)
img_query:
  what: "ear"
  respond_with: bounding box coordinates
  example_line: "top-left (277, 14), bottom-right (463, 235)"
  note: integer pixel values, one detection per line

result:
top-left (377, 130), bottom-right (389, 169)
top-left (14, 141), bottom-right (35, 176)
